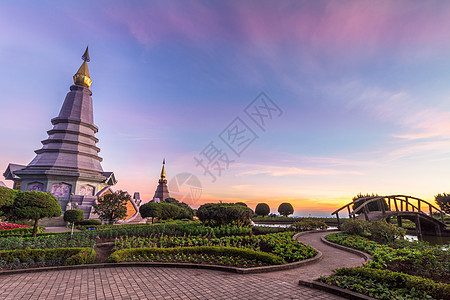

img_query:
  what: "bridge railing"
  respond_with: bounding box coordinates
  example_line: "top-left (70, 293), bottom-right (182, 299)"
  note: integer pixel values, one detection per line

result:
top-left (332, 195), bottom-right (447, 228)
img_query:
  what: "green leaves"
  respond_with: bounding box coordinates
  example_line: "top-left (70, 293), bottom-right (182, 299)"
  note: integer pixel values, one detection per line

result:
top-left (63, 209), bottom-right (84, 223)
top-left (321, 267), bottom-right (450, 300)
top-left (255, 203), bottom-right (270, 217)
top-left (277, 203), bottom-right (294, 217)
top-left (197, 203), bottom-right (253, 227)
top-left (109, 246), bottom-right (285, 266)
top-left (93, 190), bottom-right (130, 223)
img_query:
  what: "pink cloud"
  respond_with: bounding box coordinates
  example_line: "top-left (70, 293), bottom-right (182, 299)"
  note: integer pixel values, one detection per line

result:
top-left (105, 1), bottom-right (450, 53)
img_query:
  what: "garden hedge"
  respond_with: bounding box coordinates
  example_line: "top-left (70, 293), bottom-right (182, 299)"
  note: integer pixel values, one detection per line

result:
top-left (0, 247), bottom-right (95, 267)
top-left (324, 267), bottom-right (450, 300)
top-left (0, 227), bottom-right (45, 236)
top-left (108, 246), bottom-right (286, 265)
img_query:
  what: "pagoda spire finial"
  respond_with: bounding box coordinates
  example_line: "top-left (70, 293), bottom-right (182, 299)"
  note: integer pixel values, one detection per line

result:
top-left (82, 46), bottom-right (90, 62)
top-left (73, 46), bottom-right (92, 88)
top-left (160, 159), bottom-right (166, 180)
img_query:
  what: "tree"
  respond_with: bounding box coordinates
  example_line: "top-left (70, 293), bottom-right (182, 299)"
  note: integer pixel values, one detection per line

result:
top-left (278, 203), bottom-right (294, 217)
top-left (139, 202), bottom-right (161, 223)
top-left (63, 209), bottom-right (84, 224)
top-left (9, 191), bottom-right (62, 237)
top-left (159, 203), bottom-right (181, 220)
top-left (235, 202), bottom-right (247, 207)
top-left (163, 197), bottom-right (194, 219)
top-left (352, 193), bottom-right (387, 213)
top-left (197, 203), bottom-right (253, 227)
top-left (0, 186), bottom-right (17, 216)
top-left (435, 193), bottom-right (450, 214)
top-left (255, 203), bottom-right (270, 217)
top-left (93, 190), bottom-right (130, 224)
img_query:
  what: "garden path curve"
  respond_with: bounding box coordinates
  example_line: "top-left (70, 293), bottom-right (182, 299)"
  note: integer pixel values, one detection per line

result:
top-left (253, 230), bottom-right (367, 284)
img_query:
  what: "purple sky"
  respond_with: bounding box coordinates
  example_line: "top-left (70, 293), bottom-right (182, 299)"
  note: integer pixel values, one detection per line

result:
top-left (1, 1), bottom-right (450, 216)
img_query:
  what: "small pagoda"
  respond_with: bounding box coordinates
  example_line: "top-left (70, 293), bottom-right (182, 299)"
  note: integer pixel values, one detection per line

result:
top-left (3, 47), bottom-right (117, 217)
top-left (152, 159), bottom-right (170, 202)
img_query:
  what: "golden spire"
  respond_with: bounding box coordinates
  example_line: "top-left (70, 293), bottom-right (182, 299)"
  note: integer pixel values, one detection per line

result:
top-left (160, 158), bottom-right (166, 180)
top-left (73, 46), bottom-right (92, 88)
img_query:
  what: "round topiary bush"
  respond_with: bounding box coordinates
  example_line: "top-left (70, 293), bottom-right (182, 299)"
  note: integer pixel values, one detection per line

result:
top-left (255, 203), bottom-right (270, 217)
top-left (64, 209), bottom-right (84, 224)
top-left (278, 202), bottom-right (294, 217)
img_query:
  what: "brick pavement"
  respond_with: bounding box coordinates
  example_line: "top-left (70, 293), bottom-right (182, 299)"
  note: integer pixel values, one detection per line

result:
top-left (0, 231), bottom-right (358, 299)
top-left (0, 267), bottom-right (344, 300)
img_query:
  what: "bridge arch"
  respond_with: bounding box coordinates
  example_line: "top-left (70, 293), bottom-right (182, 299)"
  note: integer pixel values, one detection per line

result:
top-left (332, 195), bottom-right (449, 237)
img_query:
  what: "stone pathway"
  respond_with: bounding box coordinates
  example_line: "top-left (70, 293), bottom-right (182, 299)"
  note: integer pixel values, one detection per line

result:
top-left (0, 267), bottom-right (343, 300)
top-left (44, 226), bottom-right (80, 233)
top-left (254, 230), bottom-right (366, 284)
top-left (0, 231), bottom-right (364, 299)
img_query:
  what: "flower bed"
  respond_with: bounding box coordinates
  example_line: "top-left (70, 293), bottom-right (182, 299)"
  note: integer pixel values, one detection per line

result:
top-left (319, 267), bottom-right (450, 300)
top-left (0, 234), bottom-right (93, 250)
top-left (0, 227), bottom-right (45, 237)
top-left (0, 222), bottom-right (30, 230)
top-left (113, 232), bottom-right (317, 263)
top-left (0, 247), bottom-right (95, 271)
top-left (108, 246), bottom-right (285, 267)
top-left (325, 233), bottom-right (449, 282)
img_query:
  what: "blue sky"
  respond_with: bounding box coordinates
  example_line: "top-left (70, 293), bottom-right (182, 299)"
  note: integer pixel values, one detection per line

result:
top-left (1, 1), bottom-right (450, 216)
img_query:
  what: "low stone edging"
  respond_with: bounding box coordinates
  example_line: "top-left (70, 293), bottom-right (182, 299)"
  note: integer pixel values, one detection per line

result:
top-left (298, 279), bottom-right (376, 300)
top-left (0, 251), bottom-right (322, 276)
top-left (320, 233), bottom-right (372, 262)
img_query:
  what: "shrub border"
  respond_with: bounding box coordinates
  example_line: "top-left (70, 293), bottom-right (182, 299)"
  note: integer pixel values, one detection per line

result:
top-left (0, 233), bottom-right (324, 275)
top-left (320, 232), bottom-right (372, 262)
top-left (0, 249), bottom-right (322, 276)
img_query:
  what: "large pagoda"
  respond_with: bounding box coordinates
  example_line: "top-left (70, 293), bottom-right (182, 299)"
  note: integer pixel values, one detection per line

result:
top-left (152, 159), bottom-right (170, 202)
top-left (3, 47), bottom-right (117, 215)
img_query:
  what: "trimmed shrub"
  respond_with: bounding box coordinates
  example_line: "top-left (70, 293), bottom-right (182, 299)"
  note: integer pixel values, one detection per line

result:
top-left (197, 203), bottom-right (253, 227)
top-left (108, 246), bottom-right (285, 266)
top-left (64, 209), bottom-right (84, 224)
top-left (277, 203), bottom-right (294, 217)
top-left (9, 191), bottom-right (62, 237)
top-left (139, 202), bottom-right (161, 223)
top-left (0, 227), bottom-right (45, 237)
top-left (0, 247), bottom-right (95, 270)
top-left (0, 187), bottom-right (17, 214)
top-left (255, 203), bottom-right (270, 217)
top-left (290, 219), bottom-right (327, 232)
top-left (164, 198), bottom-right (195, 220)
top-left (159, 203), bottom-right (181, 220)
top-left (252, 226), bottom-right (287, 235)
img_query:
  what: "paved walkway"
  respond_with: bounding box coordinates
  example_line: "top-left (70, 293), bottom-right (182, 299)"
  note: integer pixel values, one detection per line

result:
top-left (0, 231), bottom-right (364, 299)
top-left (44, 227), bottom-right (80, 233)
top-left (0, 267), bottom-right (344, 300)
top-left (254, 231), bottom-right (366, 284)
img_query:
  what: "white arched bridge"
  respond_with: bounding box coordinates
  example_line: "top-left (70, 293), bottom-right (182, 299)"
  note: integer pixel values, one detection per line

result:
top-left (332, 195), bottom-right (449, 237)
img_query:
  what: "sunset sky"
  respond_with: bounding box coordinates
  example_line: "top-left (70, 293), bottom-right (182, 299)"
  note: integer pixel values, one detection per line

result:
top-left (1, 1), bottom-right (450, 216)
